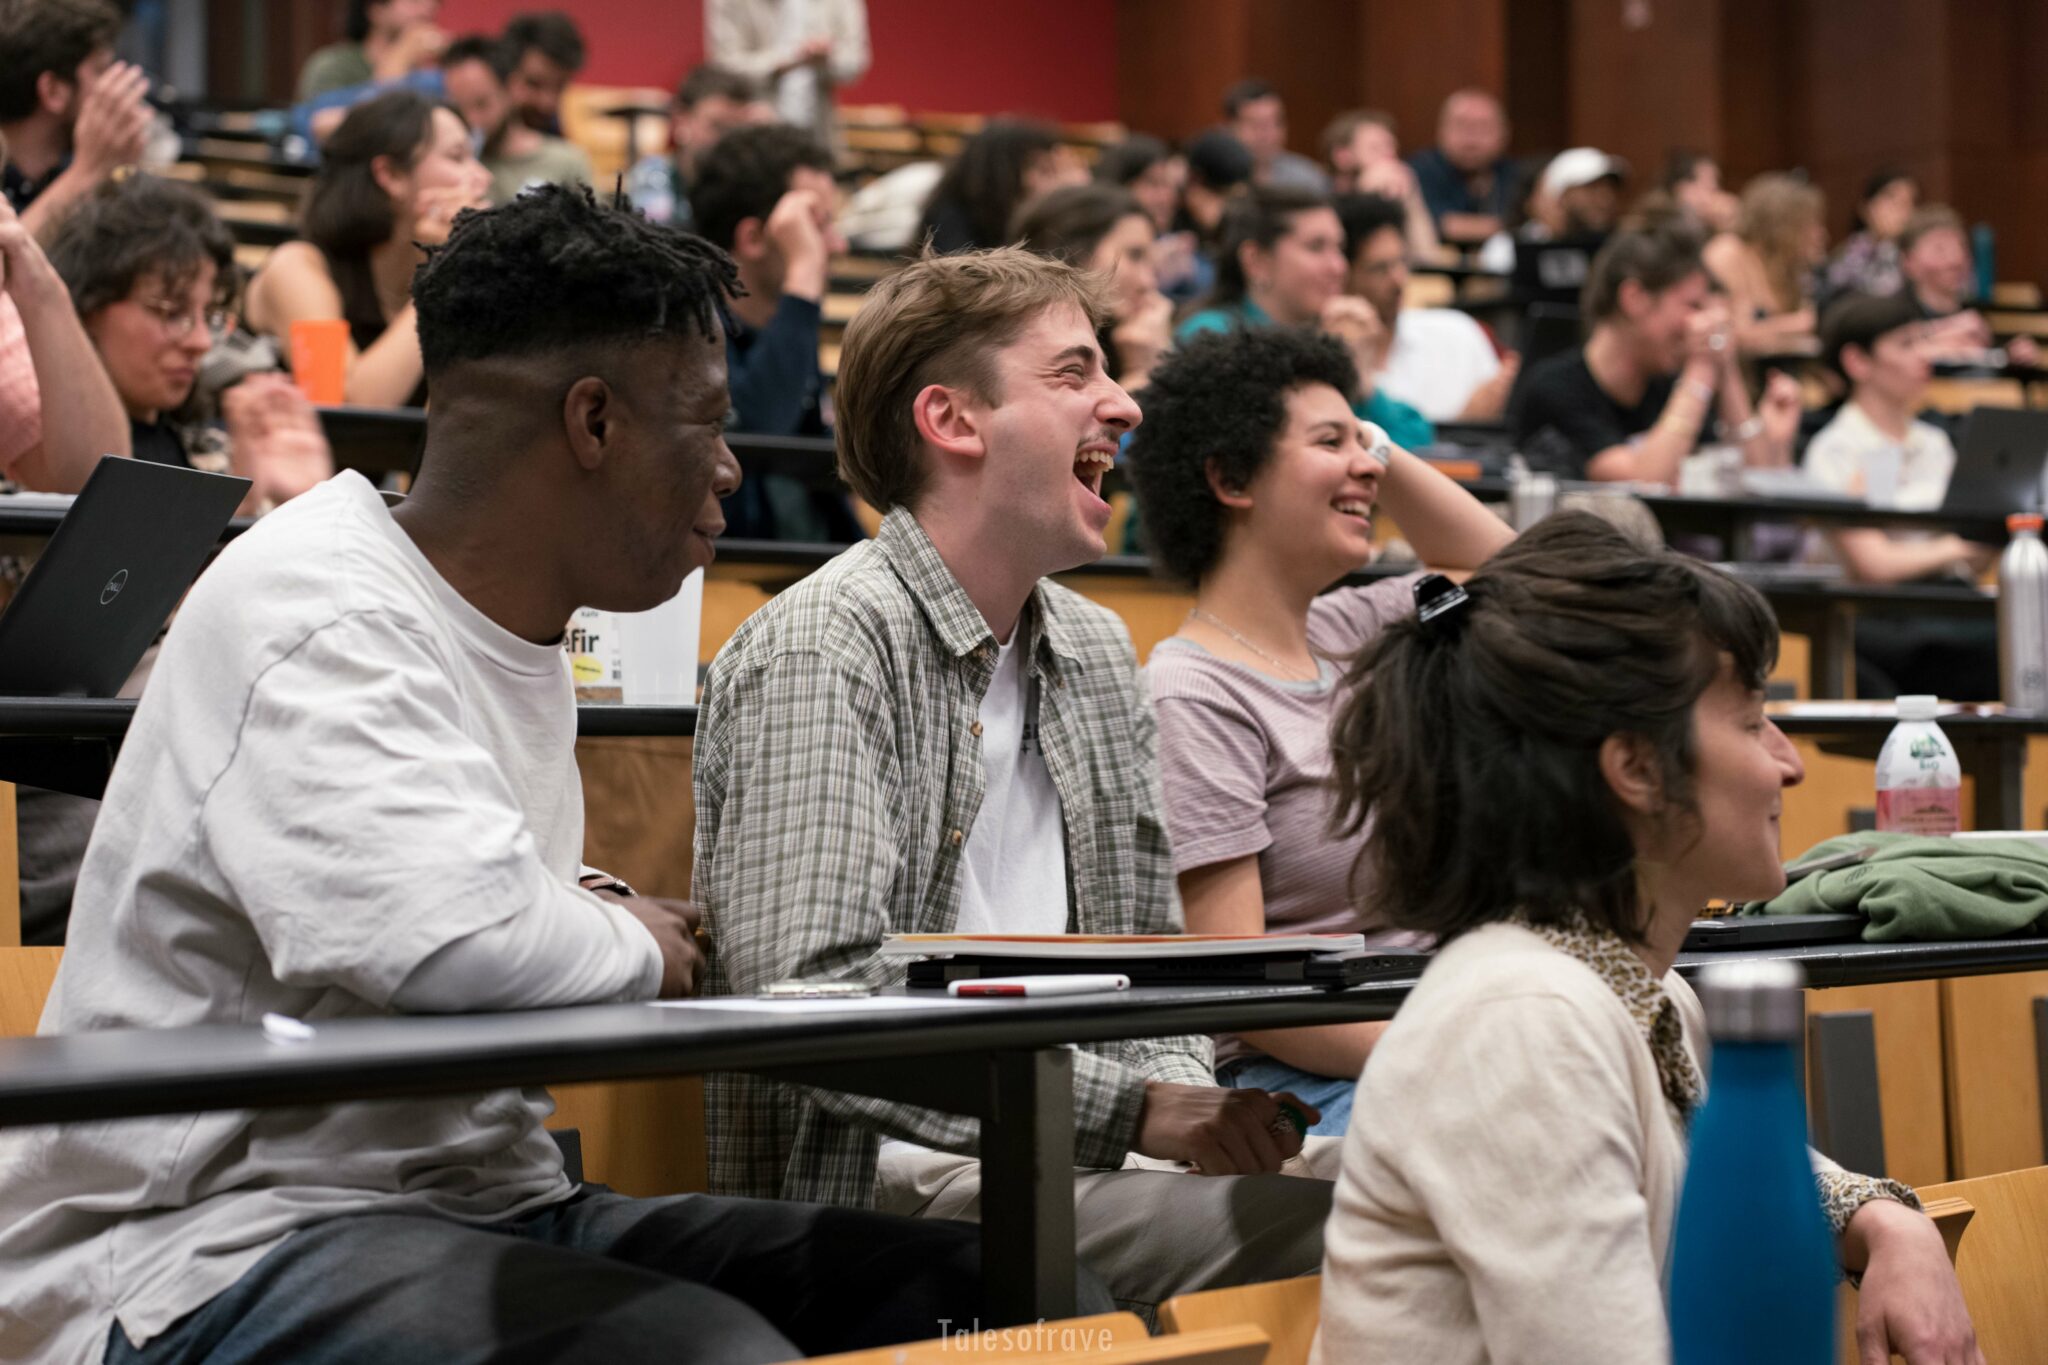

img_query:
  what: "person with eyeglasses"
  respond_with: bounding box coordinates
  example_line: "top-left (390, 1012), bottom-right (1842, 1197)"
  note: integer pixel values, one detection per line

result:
top-left (48, 172), bottom-right (332, 505)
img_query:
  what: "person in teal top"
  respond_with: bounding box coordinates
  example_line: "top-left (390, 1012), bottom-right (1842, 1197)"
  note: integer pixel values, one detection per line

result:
top-left (1174, 185), bottom-right (1434, 450)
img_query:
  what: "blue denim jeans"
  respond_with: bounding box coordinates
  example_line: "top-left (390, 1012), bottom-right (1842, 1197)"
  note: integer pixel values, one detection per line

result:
top-left (105, 1185), bottom-right (1005, 1365)
top-left (1217, 1054), bottom-right (1360, 1137)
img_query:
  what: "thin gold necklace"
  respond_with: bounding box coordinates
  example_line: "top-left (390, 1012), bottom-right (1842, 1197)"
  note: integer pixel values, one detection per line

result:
top-left (1185, 608), bottom-right (1319, 683)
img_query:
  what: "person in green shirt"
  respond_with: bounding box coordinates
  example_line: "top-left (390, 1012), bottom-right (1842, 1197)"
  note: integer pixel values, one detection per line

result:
top-left (297, 0), bottom-right (448, 103)
top-left (1175, 183), bottom-right (1434, 450)
top-left (438, 35), bottom-right (590, 207)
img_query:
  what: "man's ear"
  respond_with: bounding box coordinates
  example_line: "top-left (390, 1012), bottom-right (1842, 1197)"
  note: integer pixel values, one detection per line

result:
top-left (1204, 456), bottom-right (1254, 511)
top-left (1599, 731), bottom-right (1665, 818)
top-left (732, 216), bottom-right (769, 262)
top-left (35, 70), bottom-right (75, 119)
top-left (563, 376), bottom-right (611, 472)
top-left (910, 382), bottom-right (987, 464)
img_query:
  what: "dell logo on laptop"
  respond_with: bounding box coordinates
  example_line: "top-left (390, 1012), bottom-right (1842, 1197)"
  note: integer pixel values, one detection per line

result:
top-left (100, 569), bottom-right (129, 605)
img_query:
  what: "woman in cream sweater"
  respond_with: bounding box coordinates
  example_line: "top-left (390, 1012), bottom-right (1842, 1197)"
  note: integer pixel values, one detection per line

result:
top-left (1313, 513), bottom-right (1980, 1365)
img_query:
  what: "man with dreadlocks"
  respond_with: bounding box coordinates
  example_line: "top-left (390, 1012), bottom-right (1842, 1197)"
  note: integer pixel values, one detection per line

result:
top-left (0, 186), bottom-right (997, 1365)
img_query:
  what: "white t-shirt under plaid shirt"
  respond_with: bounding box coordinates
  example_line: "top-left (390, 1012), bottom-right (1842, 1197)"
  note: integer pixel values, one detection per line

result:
top-left (694, 507), bottom-right (1212, 1206)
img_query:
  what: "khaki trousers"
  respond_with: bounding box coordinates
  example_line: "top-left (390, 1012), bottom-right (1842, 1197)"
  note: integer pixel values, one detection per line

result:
top-left (877, 1139), bottom-right (1342, 1319)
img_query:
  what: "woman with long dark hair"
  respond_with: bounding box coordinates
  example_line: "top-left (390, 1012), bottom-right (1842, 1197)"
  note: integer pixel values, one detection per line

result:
top-left (1311, 512), bottom-right (1979, 1365)
top-left (917, 119), bottom-right (1079, 253)
top-left (244, 91), bottom-right (490, 407)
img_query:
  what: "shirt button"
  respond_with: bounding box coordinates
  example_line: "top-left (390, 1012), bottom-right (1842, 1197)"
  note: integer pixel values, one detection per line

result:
top-left (970, 721), bottom-right (984, 737)
top-left (948, 829), bottom-right (965, 846)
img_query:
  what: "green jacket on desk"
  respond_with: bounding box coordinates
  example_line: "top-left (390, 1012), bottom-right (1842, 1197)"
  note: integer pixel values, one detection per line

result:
top-left (1747, 831), bottom-right (2048, 939)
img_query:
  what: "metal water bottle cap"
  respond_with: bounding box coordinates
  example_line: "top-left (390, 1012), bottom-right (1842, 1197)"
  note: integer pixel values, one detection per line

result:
top-left (1698, 958), bottom-right (1807, 1041)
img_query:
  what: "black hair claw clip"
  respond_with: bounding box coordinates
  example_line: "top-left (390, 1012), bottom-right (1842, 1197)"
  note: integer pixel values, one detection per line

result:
top-left (1413, 573), bottom-right (1472, 634)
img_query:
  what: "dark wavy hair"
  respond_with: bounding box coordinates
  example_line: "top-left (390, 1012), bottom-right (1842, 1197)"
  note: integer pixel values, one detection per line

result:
top-left (1202, 183), bottom-right (1331, 312)
top-left (690, 122), bottom-right (834, 253)
top-left (0, 0), bottom-right (120, 121)
top-left (301, 91), bottom-right (457, 338)
top-left (412, 182), bottom-right (738, 379)
top-left (50, 173), bottom-right (239, 318)
top-left (1124, 325), bottom-right (1357, 586)
top-left (919, 119), bottom-right (1060, 252)
top-left (1330, 511), bottom-right (1779, 945)
top-left (1009, 183), bottom-right (1143, 266)
top-left (1582, 219), bottom-right (1708, 321)
top-left (503, 10), bottom-right (585, 73)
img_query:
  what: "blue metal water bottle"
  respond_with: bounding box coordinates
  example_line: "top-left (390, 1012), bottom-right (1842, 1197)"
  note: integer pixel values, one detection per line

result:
top-left (1972, 223), bottom-right (1996, 306)
top-left (1669, 960), bottom-right (1836, 1363)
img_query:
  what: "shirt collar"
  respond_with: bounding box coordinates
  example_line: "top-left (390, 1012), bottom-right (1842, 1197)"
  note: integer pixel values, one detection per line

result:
top-left (1513, 911), bottom-right (1704, 1122)
top-left (874, 507), bottom-right (1083, 669)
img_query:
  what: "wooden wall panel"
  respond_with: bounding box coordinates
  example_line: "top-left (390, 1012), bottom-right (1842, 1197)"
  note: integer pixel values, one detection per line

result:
top-left (1944, 972), bottom-right (2048, 1179)
top-left (1114, 0), bottom-right (1252, 144)
top-left (1567, 0), bottom-right (1721, 198)
top-left (1504, 0), bottom-right (1570, 157)
top-left (1357, 0), bottom-right (1507, 160)
top-left (1245, 0), bottom-right (1362, 163)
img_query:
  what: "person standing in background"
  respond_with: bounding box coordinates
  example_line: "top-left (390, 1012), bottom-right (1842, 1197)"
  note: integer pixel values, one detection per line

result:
top-left (706, 0), bottom-right (869, 156)
top-left (500, 10), bottom-right (584, 136)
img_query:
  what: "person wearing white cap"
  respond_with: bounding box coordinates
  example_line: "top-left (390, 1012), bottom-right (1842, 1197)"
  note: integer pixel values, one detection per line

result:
top-left (1512, 147), bottom-right (1628, 308)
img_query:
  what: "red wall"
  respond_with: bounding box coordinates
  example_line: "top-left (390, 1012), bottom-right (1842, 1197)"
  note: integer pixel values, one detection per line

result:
top-left (436, 0), bottom-right (1119, 120)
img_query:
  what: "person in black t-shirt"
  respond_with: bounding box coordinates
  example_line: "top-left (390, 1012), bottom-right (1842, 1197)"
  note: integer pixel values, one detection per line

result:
top-left (1512, 220), bottom-right (1802, 483)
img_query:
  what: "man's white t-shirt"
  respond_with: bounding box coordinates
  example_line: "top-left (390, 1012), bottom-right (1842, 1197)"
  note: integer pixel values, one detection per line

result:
top-left (0, 472), bottom-right (661, 1365)
top-left (1379, 307), bottom-right (1503, 422)
top-left (1802, 400), bottom-right (1956, 510)
top-left (954, 632), bottom-right (1069, 936)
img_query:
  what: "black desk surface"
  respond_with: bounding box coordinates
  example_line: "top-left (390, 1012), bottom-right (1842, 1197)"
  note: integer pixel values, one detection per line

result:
top-left (0, 983), bottom-right (1395, 1129)
top-left (7, 937), bottom-right (2048, 1130)
top-left (1766, 703), bottom-right (2048, 736)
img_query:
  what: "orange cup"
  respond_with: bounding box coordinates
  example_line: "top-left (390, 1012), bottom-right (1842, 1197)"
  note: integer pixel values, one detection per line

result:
top-left (288, 319), bottom-right (350, 406)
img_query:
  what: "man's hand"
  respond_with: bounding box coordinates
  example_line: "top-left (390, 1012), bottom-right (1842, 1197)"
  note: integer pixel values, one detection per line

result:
top-left (764, 186), bottom-right (834, 301)
top-left (1134, 1082), bottom-right (1320, 1176)
top-left (592, 888), bottom-right (705, 999)
top-left (412, 181), bottom-right (493, 247)
top-left (1848, 1199), bottom-right (1983, 1365)
top-left (1758, 368), bottom-right (1804, 446)
top-left (1358, 158), bottom-right (1418, 204)
top-left (70, 61), bottom-right (152, 181)
top-left (223, 374), bottom-right (335, 510)
top-left (2007, 334), bottom-right (2041, 369)
top-left (1687, 301), bottom-right (1733, 368)
top-left (375, 23), bottom-right (451, 81)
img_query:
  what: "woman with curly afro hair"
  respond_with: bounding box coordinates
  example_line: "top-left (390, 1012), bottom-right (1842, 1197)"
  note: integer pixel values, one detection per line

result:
top-left (1125, 324), bottom-right (1512, 1134)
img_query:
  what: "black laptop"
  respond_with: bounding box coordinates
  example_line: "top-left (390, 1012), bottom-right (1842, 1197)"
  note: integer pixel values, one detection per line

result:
top-left (1942, 408), bottom-right (2048, 516)
top-left (0, 457), bottom-right (249, 697)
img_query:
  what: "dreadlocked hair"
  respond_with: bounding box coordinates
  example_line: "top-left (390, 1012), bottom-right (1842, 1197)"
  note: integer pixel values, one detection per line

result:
top-left (411, 181), bottom-right (742, 377)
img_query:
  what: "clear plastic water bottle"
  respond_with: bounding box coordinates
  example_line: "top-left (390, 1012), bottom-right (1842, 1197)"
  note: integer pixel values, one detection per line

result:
top-left (1875, 694), bottom-right (1962, 834)
top-left (2000, 513), bottom-right (2048, 713)
top-left (1669, 959), bottom-right (1837, 1365)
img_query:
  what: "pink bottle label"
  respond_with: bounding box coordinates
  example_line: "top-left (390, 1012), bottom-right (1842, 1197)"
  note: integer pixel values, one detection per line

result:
top-left (1876, 787), bottom-right (1961, 835)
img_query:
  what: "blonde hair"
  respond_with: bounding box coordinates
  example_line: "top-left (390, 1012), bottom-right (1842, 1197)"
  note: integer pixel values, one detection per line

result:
top-left (834, 247), bottom-right (1110, 512)
top-left (1737, 173), bottom-right (1825, 313)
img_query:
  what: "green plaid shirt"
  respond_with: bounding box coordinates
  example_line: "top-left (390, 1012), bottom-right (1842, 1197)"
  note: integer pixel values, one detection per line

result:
top-left (695, 508), bottom-right (1213, 1206)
